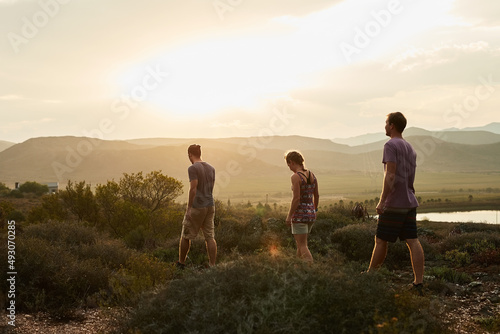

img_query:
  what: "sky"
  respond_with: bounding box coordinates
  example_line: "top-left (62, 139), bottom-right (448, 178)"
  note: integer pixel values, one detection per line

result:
top-left (1, 0), bottom-right (499, 143)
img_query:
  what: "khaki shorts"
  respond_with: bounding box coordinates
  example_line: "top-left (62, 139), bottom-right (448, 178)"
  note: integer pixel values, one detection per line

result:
top-left (181, 206), bottom-right (215, 241)
top-left (291, 222), bottom-right (314, 235)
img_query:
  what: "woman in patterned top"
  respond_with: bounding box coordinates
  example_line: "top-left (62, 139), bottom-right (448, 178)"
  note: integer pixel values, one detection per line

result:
top-left (285, 151), bottom-right (319, 262)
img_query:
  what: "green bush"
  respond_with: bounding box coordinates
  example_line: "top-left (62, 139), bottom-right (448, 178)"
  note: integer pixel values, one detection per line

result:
top-left (331, 223), bottom-right (376, 261)
top-left (215, 215), bottom-right (280, 255)
top-left (473, 248), bottom-right (500, 266)
top-left (11, 221), bottom-right (133, 315)
top-left (121, 255), bottom-right (443, 334)
top-left (439, 232), bottom-right (500, 267)
top-left (18, 181), bottom-right (49, 196)
top-left (384, 238), bottom-right (438, 269)
top-left (450, 223), bottom-right (500, 234)
top-left (426, 266), bottom-right (472, 284)
top-left (16, 237), bottom-right (111, 315)
top-left (444, 249), bottom-right (471, 267)
top-left (105, 252), bottom-right (174, 305)
top-left (477, 314), bottom-right (500, 332)
top-left (22, 220), bottom-right (98, 246)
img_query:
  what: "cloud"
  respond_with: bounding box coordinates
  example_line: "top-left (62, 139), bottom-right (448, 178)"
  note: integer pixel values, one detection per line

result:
top-left (452, 0), bottom-right (500, 27)
top-left (0, 0), bottom-right (20, 5)
top-left (388, 41), bottom-right (492, 72)
top-left (0, 94), bottom-right (62, 104)
top-left (0, 94), bottom-right (24, 100)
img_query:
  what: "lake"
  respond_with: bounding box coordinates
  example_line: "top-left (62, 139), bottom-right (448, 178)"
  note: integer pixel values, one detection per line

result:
top-left (418, 210), bottom-right (500, 224)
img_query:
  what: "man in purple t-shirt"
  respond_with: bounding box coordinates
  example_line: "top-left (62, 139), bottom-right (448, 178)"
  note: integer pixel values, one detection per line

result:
top-left (367, 112), bottom-right (425, 295)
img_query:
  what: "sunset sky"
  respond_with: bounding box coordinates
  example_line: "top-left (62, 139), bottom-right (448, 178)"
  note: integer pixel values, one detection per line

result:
top-left (1, 0), bottom-right (499, 143)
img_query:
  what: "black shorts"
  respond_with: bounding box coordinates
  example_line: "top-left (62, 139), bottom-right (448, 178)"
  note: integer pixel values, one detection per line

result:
top-left (376, 208), bottom-right (418, 242)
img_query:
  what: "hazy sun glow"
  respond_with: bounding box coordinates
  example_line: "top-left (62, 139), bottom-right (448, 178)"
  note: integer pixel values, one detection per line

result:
top-left (115, 36), bottom-right (308, 117)
top-left (112, 0), bottom-right (462, 119)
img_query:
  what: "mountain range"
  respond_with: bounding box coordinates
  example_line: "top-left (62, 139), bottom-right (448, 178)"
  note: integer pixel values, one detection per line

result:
top-left (332, 122), bottom-right (500, 146)
top-left (0, 123), bottom-right (499, 192)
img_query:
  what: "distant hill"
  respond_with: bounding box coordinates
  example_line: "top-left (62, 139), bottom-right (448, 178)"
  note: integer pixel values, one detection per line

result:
top-left (445, 122), bottom-right (500, 134)
top-left (332, 132), bottom-right (386, 146)
top-left (0, 140), bottom-right (16, 153)
top-left (1, 135), bottom-right (499, 193)
top-left (333, 124), bottom-right (500, 146)
top-left (0, 136), bottom-right (285, 188)
top-left (127, 135), bottom-right (351, 153)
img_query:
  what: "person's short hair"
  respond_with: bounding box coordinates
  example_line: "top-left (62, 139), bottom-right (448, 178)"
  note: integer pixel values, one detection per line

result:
top-left (188, 144), bottom-right (201, 158)
top-left (284, 150), bottom-right (304, 166)
top-left (387, 112), bottom-right (407, 133)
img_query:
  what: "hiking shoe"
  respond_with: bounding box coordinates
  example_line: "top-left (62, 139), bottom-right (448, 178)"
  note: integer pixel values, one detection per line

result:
top-left (411, 282), bottom-right (424, 296)
top-left (175, 261), bottom-right (186, 270)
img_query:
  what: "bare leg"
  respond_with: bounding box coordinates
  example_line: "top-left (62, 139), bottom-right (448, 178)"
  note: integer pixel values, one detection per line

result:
top-left (368, 237), bottom-right (388, 271)
top-left (206, 238), bottom-right (217, 266)
top-left (293, 234), bottom-right (313, 262)
top-left (406, 238), bottom-right (425, 284)
top-left (179, 237), bottom-right (191, 264)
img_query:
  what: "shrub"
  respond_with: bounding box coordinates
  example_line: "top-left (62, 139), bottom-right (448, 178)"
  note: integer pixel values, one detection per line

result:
top-left (331, 223), bottom-right (376, 261)
top-left (450, 223), bottom-right (500, 235)
top-left (18, 181), bottom-right (49, 196)
top-left (477, 315), bottom-right (500, 332)
top-left (215, 215), bottom-right (278, 255)
top-left (11, 221), bottom-right (132, 315)
top-left (473, 248), bottom-right (500, 266)
top-left (439, 232), bottom-right (500, 266)
top-left (22, 220), bottom-right (98, 246)
top-left (440, 232), bottom-right (500, 250)
top-left (121, 255), bottom-right (444, 334)
top-left (105, 252), bottom-right (174, 305)
top-left (426, 266), bottom-right (472, 284)
top-left (16, 237), bottom-right (111, 315)
top-left (444, 249), bottom-right (471, 267)
top-left (383, 238), bottom-right (438, 269)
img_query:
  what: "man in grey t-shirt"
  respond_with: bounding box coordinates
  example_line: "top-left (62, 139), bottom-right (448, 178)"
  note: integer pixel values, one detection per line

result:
top-left (177, 144), bottom-right (217, 268)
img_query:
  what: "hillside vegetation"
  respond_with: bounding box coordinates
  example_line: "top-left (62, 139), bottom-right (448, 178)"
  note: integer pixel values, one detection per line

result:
top-left (1, 172), bottom-right (499, 333)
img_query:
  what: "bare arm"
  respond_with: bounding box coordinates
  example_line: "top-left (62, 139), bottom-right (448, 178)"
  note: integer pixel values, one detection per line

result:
top-left (376, 161), bottom-right (396, 214)
top-left (313, 174), bottom-right (319, 211)
top-left (186, 179), bottom-right (198, 219)
top-left (286, 174), bottom-right (301, 226)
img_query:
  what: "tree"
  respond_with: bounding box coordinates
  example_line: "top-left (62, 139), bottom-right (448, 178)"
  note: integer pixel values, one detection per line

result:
top-left (119, 171), bottom-right (183, 212)
top-left (26, 192), bottom-right (68, 224)
top-left (95, 180), bottom-right (122, 236)
top-left (18, 181), bottom-right (49, 196)
top-left (60, 180), bottom-right (99, 224)
top-left (95, 171), bottom-right (184, 247)
top-left (0, 182), bottom-right (10, 196)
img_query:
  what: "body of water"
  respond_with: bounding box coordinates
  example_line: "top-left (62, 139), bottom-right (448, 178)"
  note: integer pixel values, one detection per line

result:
top-left (418, 210), bottom-right (499, 224)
